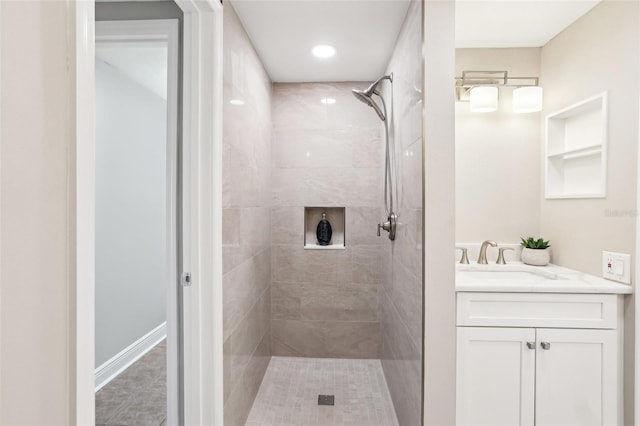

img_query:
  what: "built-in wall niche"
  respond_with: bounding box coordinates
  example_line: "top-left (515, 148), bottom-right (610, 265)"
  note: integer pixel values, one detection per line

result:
top-left (304, 207), bottom-right (345, 249)
top-left (545, 92), bottom-right (608, 199)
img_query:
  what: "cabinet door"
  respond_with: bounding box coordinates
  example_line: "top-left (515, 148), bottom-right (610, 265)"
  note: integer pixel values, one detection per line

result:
top-left (456, 327), bottom-right (536, 426)
top-left (535, 328), bottom-right (618, 426)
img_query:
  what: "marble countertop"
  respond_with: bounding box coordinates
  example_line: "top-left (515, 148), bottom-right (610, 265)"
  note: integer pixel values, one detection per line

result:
top-left (456, 262), bottom-right (632, 294)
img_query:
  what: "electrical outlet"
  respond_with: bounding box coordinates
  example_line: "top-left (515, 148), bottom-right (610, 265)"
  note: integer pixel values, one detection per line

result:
top-left (602, 251), bottom-right (631, 284)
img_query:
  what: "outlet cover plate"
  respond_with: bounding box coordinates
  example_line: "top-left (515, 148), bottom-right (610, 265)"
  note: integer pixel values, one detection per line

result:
top-left (602, 251), bottom-right (631, 284)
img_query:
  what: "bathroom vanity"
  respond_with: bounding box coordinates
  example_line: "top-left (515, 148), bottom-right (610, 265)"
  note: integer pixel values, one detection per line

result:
top-left (455, 263), bottom-right (632, 426)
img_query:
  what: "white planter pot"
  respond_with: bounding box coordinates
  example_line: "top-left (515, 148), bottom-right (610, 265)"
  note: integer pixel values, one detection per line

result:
top-left (521, 247), bottom-right (550, 266)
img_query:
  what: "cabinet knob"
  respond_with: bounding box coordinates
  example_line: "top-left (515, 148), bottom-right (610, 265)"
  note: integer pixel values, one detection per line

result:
top-left (541, 342), bottom-right (551, 350)
top-left (526, 342), bottom-right (535, 350)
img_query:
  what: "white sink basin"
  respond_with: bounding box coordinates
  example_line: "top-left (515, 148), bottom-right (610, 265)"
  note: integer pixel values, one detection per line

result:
top-left (456, 264), bottom-right (560, 281)
top-left (455, 262), bottom-right (632, 294)
top-left (460, 270), bottom-right (557, 281)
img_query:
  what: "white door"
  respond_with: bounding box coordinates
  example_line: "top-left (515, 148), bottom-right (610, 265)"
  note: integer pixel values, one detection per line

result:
top-left (535, 328), bottom-right (618, 426)
top-left (456, 327), bottom-right (536, 426)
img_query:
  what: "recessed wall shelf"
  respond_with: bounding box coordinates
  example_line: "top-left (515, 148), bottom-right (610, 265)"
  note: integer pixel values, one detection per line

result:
top-left (545, 92), bottom-right (608, 199)
top-left (304, 207), bottom-right (345, 250)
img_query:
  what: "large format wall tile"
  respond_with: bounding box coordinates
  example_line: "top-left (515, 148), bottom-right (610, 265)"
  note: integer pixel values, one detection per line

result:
top-left (271, 81), bottom-right (385, 359)
top-left (222, 3), bottom-right (272, 426)
top-left (272, 82), bottom-right (377, 132)
top-left (380, 1), bottom-right (424, 426)
top-left (274, 128), bottom-right (354, 169)
top-left (272, 244), bottom-right (384, 287)
top-left (272, 282), bottom-right (379, 322)
top-left (272, 168), bottom-right (383, 208)
top-left (223, 249), bottom-right (271, 340)
top-left (271, 206), bottom-right (304, 245)
top-left (346, 207), bottom-right (385, 245)
top-left (227, 290), bottom-right (270, 393)
top-left (224, 333), bottom-right (270, 426)
top-left (272, 319), bottom-right (380, 359)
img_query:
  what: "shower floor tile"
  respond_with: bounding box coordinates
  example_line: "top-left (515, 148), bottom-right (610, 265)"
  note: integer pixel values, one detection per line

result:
top-left (245, 357), bottom-right (399, 426)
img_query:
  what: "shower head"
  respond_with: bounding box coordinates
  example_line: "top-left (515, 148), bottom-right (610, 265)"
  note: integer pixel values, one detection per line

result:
top-left (351, 73), bottom-right (393, 121)
top-left (352, 88), bottom-right (385, 121)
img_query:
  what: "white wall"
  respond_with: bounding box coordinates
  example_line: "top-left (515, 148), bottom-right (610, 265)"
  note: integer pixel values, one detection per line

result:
top-left (423, 0), bottom-right (456, 424)
top-left (95, 58), bottom-right (167, 366)
top-left (0, 1), bottom-right (74, 423)
top-left (540, 1), bottom-right (639, 423)
top-left (456, 48), bottom-right (542, 245)
top-left (540, 0), bottom-right (639, 277)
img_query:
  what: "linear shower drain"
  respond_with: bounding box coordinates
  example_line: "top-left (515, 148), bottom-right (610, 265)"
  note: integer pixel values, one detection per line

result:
top-left (318, 395), bottom-right (335, 406)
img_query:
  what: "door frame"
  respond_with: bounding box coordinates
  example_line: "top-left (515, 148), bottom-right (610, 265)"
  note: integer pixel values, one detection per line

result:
top-left (72, 1), bottom-right (224, 424)
top-left (636, 41), bottom-right (640, 424)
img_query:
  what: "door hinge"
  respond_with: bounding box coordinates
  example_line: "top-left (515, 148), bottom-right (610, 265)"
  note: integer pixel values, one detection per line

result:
top-left (181, 272), bottom-right (192, 287)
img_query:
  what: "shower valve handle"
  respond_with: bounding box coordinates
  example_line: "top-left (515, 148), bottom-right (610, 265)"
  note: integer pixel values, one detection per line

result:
top-left (377, 214), bottom-right (397, 241)
top-left (378, 220), bottom-right (391, 236)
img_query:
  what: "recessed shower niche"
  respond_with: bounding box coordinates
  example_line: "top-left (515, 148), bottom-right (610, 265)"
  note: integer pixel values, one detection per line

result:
top-left (304, 207), bottom-right (346, 249)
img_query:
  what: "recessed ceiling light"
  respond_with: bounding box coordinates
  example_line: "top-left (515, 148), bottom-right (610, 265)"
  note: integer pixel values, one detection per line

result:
top-left (312, 45), bottom-right (336, 59)
top-left (229, 99), bottom-right (245, 106)
top-left (321, 98), bottom-right (336, 105)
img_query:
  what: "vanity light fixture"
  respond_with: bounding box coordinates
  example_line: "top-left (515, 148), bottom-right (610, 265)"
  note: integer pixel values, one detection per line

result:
top-left (469, 86), bottom-right (498, 112)
top-left (456, 70), bottom-right (542, 113)
top-left (312, 45), bottom-right (336, 59)
top-left (321, 97), bottom-right (336, 105)
top-left (512, 86), bottom-right (543, 113)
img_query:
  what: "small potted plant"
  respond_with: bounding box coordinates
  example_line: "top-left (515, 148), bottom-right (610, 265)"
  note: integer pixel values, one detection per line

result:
top-left (520, 237), bottom-right (551, 266)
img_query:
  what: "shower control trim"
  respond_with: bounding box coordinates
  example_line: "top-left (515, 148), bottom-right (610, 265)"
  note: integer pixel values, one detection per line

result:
top-left (377, 213), bottom-right (397, 241)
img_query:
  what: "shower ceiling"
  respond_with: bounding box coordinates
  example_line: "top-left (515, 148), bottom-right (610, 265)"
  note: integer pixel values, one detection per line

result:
top-left (229, 0), bottom-right (411, 83)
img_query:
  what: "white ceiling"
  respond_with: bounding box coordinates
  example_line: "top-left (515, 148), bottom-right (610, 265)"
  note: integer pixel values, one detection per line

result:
top-left (96, 44), bottom-right (168, 99)
top-left (456, 0), bottom-right (601, 48)
top-left (230, 0), bottom-right (600, 82)
top-left (229, 0), bottom-right (411, 83)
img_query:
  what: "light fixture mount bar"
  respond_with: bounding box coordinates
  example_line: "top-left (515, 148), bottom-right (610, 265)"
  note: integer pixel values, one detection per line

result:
top-left (455, 70), bottom-right (539, 101)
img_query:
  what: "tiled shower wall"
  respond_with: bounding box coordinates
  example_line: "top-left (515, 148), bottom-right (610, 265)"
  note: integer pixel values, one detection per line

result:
top-left (380, 1), bottom-right (424, 425)
top-left (222, 3), bottom-right (272, 425)
top-left (270, 82), bottom-right (385, 359)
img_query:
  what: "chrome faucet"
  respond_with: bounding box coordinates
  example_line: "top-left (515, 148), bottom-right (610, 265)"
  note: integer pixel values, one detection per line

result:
top-left (477, 240), bottom-right (497, 264)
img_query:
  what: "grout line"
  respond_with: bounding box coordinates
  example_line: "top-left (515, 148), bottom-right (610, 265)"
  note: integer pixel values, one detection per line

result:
top-left (380, 285), bottom-right (422, 353)
top-left (224, 276), bottom-right (272, 341)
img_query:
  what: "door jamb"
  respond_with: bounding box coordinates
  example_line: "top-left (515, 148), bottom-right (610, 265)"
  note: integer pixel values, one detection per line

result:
top-left (72, 1), bottom-right (224, 424)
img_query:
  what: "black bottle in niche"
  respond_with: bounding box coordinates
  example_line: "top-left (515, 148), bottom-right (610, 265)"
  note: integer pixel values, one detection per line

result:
top-left (316, 212), bottom-right (332, 246)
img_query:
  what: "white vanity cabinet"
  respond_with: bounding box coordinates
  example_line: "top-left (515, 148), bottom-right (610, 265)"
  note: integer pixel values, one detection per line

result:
top-left (456, 292), bottom-right (623, 426)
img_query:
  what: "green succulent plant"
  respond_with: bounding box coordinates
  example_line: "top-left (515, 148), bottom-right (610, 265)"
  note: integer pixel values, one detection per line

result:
top-left (520, 237), bottom-right (550, 250)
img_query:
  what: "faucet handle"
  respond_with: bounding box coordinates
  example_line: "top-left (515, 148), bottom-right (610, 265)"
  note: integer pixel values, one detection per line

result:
top-left (496, 247), bottom-right (515, 265)
top-left (456, 247), bottom-right (470, 264)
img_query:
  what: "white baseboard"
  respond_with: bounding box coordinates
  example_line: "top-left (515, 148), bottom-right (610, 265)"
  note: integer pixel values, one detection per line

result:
top-left (95, 322), bottom-right (167, 392)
